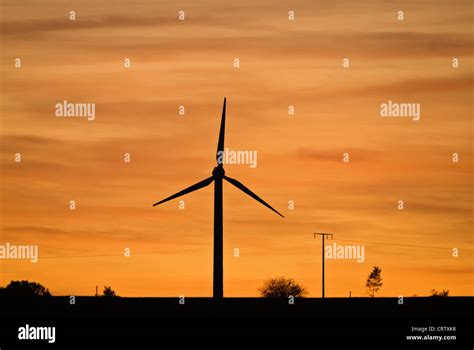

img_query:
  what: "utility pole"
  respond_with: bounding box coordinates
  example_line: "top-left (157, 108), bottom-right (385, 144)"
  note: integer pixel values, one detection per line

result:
top-left (314, 232), bottom-right (333, 298)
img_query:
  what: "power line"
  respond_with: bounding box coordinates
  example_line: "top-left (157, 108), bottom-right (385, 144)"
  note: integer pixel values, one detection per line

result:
top-left (33, 237), bottom-right (473, 260)
top-left (334, 239), bottom-right (473, 251)
top-left (238, 237), bottom-right (474, 251)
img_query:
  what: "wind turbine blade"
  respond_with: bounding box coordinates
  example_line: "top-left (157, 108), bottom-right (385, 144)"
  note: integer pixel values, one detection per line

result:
top-left (216, 97), bottom-right (226, 166)
top-left (224, 175), bottom-right (284, 218)
top-left (153, 176), bottom-right (214, 206)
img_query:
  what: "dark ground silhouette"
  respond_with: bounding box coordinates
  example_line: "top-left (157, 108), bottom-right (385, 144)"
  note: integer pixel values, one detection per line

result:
top-left (0, 295), bottom-right (472, 345)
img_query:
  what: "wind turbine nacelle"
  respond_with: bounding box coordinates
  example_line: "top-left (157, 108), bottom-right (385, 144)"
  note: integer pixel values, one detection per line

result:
top-left (212, 166), bottom-right (225, 179)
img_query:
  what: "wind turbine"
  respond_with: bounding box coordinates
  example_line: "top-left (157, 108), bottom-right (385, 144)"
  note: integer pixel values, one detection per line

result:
top-left (153, 97), bottom-right (284, 299)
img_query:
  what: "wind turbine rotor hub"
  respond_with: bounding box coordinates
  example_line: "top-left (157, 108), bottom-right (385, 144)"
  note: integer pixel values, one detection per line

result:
top-left (212, 166), bottom-right (225, 179)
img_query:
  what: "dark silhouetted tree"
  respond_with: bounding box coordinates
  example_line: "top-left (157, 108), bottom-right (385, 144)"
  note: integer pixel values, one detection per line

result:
top-left (102, 286), bottom-right (117, 297)
top-left (430, 289), bottom-right (449, 297)
top-left (259, 277), bottom-right (308, 297)
top-left (4, 280), bottom-right (51, 297)
top-left (366, 266), bottom-right (383, 297)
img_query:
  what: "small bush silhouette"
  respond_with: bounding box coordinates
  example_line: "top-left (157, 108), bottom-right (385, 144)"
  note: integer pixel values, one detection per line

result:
top-left (259, 277), bottom-right (308, 298)
top-left (102, 286), bottom-right (118, 297)
top-left (3, 280), bottom-right (51, 297)
top-left (430, 289), bottom-right (449, 297)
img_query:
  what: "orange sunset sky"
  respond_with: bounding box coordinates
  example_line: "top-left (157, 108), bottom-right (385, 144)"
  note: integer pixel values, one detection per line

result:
top-left (0, 0), bottom-right (473, 297)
